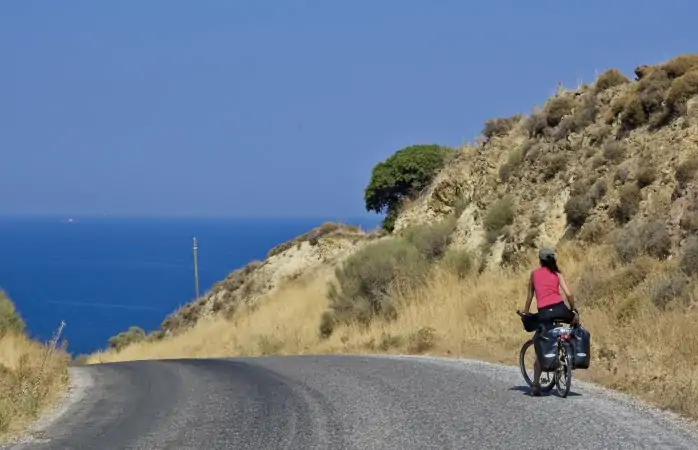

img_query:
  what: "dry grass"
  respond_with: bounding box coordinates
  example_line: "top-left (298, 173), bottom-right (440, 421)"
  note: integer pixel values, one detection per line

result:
top-left (0, 329), bottom-right (69, 439)
top-left (88, 243), bottom-right (698, 421)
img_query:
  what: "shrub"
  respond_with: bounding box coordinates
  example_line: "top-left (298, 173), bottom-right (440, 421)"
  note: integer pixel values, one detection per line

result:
top-left (408, 326), bottom-right (437, 353)
top-left (666, 70), bottom-right (698, 116)
top-left (676, 156), bottom-right (698, 187)
top-left (542, 154), bottom-right (566, 180)
top-left (651, 274), bottom-right (689, 310)
top-left (545, 97), bottom-right (575, 127)
top-left (441, 249), bottom-right (473, 279)
top-left (661, 54), bottom-right (698, 79)
top-left (612, 220), bottom-right (671, 262)
top-left (680, 237), bottom-right (698, 277)
top-left (484, 197), bottom-right (515, 235)
top-left (482, 115), bottom-right (522, 139)
top-left (498, 149), bottom-right (524, 182)
top-left (322, 239), bottom-right (428, 335)
top-left (402, 219), bottom-right (456, 261)
top-left (610, 184), bottom-right (641, 225)
top-left (365, 144), bottom-right (456, 232)
top-left (636, 164), bottom-right (657, 188)
top-left (523, 113), bottom-right (548, 138)
top-left (602, 141), bottom-right (626, 162)
top-left (590, 179), bottom-right (608, 203)
top-left (0, 290), bottom-right (25, 337)
top-left (107, 326), bottom-right (146, 351)
top-left (564, 195), bottom-right (593, 230)
top-left (594, 68), bottom-right (630, 93)
top-left (553, 96), bottom-right (598, 142)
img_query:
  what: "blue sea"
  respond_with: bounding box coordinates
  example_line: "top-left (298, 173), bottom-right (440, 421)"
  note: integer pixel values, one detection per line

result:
top-left (0, 216), bottom-right (380, 356)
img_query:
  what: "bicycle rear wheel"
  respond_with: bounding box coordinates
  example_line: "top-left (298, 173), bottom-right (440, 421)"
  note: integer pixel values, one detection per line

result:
top-left (555, 343), bottom-right (573, 398)
top-left (518, 339), bottom-right (555, 392)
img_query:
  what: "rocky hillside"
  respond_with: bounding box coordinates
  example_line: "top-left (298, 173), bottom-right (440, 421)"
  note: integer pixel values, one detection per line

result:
top-left (105, 52), bottom-right (698, 347)
top-left (148, 222), bottom-right (384, 339)
top-left (395, 53), bottom-right (698, 269)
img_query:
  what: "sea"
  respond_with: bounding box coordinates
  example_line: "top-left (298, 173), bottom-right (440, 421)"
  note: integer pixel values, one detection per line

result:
top-left (0, 216), bottom-right (381, 356)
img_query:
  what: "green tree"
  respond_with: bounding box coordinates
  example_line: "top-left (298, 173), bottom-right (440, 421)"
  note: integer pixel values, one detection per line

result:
top-left (364, 144), bottom-right (455, 231)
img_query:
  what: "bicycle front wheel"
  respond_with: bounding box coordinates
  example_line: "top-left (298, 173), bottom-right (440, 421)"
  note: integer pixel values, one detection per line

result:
top-left (555, 342), bottom-right (573, 398)
top-left (519, 339), bottom-right (555, 392)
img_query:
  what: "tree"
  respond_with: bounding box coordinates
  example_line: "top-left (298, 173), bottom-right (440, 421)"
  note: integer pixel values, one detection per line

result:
top-left (364, 144), bottom-right (455, 231)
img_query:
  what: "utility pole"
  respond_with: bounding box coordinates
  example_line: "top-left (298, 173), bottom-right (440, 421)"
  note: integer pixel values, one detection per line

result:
top-left (193, 237), bottom-right (200, 299)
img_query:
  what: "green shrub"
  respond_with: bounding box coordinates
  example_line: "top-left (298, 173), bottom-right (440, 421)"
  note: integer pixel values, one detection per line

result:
top-left (107, 326), bottom-right (146, 352)
top-left (666, 70), bottom-right (698, 115)
top-left (407, 327), bottom-right (437, 353)
top-left (482, 115), bottom-right (522, 139)
top-left (321, 239), bottom-right (428, 336)
top-left (441, 249), bottom-right (473, 279)
top-left (365, 144), bottom-right (456, 232)
top-left (0, 290), bottom-right (25, 337)
top-left (523, 113), bottom-right (548, 138)
top-left (484, 197), bottom-right (515, 235)
top-left (594, 68), bottom-right (630, 93)
top-left (651, 274), bottom-right (689, 310)
top-left (402, 219), bottom-right (456, 261)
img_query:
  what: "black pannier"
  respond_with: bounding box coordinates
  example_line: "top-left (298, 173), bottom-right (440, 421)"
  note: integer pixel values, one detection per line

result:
top-left (533, 328), bottom-right (559, 372)
top-left (520, 312), bottom-right (540, 332)
top-left (570, 324), bottom-right (591, 369)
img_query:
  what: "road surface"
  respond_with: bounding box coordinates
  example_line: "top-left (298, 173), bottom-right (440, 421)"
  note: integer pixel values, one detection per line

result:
top-left (6, 355), bottom-right (698, 449)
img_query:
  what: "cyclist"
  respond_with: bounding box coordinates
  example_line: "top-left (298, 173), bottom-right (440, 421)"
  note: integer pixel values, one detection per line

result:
top-left (521, 247), bottom-right (578, 396)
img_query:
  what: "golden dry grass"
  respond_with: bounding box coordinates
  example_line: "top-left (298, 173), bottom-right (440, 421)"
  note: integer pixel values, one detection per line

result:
top-left (88, 243), bottom-right (698, 421)
top-left (0, 331), bottom-right (69, 439)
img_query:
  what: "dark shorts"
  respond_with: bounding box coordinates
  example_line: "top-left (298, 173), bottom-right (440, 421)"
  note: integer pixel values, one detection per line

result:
top-left (537, 301), bottom-right (574, 332)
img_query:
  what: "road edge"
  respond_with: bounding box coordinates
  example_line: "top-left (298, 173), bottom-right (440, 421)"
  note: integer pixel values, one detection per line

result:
top-left (1, 367), bottom-right (95, 449)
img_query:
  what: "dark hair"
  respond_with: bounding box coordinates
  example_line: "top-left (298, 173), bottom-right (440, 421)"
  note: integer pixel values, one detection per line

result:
top-left (540, 255), bottom-right (560, 273)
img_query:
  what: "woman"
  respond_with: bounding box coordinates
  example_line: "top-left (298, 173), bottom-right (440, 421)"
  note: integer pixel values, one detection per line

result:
top-left (522, 247), bottom-right (578, 396)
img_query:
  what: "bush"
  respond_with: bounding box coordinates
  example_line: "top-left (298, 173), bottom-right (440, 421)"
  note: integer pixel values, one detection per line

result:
top-left (651, 274), bottom-right (689, 310)
top-left (564, 195), bottom-right (593, 230)
top-left (545, 97), bottom-right (575, 127)
top-left (661, 54), bottom-right (698, 79)
top-left (665, 70), bottom-right (698, 117)
top-left (602, 141), bottom-right (626, 163)
top-left (322, 239), bottom-right (428, 336)
top-left (610, 184), bottom-right (641, 225)
top-left (0, 290), bottom-right (26, 337)
top-left (441, 249), bottom-right (473, 279)
top-left (402, 219), bottom-right (456, 261)
top-left (680, 237), bottom-right (698, 277)
top-left (523, 113), bottom-right (548, 138)
top-left (107, 326), bottom-right (146, 351)
top-left (542, 154), bottom-right (566, 180)
top-left (636, 164), bottom-right (657, 188)
top-left (484, 197), bottom-right (515, 235)
top-left (676, 156), bottom-right (698, 186)
top-left (364, 144), bottom-right (456, 232)
top-left (594, 69), bottom-right (629, 93)
top-left (612, 220), bottom-right (671, 262)
top-left (408, 327), bottom-right (437, 353)
top-left (482, 115), bottom-right (522, 139)
top-left (498, 149), bottom-right (524, 182)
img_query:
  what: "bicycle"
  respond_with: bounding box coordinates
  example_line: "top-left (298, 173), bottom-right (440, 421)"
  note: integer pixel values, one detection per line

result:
top-left (516, 310), bottom-right (574, 398)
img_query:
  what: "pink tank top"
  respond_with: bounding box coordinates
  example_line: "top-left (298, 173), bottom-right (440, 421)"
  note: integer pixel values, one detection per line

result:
top-left (532, 267), bottom-right (563, 309)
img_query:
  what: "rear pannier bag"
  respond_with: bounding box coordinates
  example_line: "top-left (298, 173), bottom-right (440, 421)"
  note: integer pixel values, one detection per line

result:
top-left (533, 328), bottom-right (559, 372)
top-left (570, 325), bottom-right (591, 369)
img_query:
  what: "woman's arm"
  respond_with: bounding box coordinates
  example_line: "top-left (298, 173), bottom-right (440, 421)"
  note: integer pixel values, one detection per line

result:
top-left (558, 273), bottom-right (576, 310)
top-left (523, 272), bottom-right (534, 313)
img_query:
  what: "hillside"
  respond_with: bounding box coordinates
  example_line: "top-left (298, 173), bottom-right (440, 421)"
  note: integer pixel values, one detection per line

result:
top-left (89, 54), bottom-right (698, 421)
top-left (0, 290), bottom-right (69, 441)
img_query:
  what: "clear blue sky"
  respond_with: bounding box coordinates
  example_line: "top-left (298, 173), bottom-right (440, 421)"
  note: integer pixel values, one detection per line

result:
top-left (1, 1), bottom-right (695, 218)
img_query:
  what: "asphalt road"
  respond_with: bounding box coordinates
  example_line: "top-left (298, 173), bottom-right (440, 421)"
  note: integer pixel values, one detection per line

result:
top-left (7, 355), bottom-right (698, 450)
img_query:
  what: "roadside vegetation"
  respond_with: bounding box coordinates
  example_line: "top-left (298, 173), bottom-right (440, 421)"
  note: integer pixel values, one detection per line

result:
top-left (0, 290), bottom-right (69, 439)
